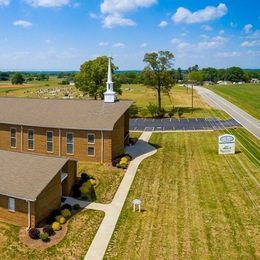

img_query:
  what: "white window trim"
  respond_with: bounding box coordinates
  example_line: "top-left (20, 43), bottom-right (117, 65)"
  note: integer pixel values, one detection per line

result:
top-left (88, 146), bottom-right (95, 157)
top-left (87, 133), bottom-right (95, 145)
top-left (10, 127), bottom-right (17, 149)
top-left (46, 131), bottom-right (54, 153)
top-left (66, 132), bottom-right (74, 155)
top-left (8, 198), bottom-right (15, 212)
top-left (28, 129), bottom-right (35, 151)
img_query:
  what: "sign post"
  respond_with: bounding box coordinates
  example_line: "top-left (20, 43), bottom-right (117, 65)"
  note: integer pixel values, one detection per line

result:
top-left (218, 134), bottom-right (236, 154)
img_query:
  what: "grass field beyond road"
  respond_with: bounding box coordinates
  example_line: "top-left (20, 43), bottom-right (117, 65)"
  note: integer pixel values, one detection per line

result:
top-left (105, 131), bottom-right (259, 259)
top-left (208, 84), bottom-right (260, 120)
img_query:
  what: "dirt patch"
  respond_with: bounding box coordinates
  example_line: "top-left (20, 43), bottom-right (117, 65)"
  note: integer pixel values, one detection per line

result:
top-left (0, 84), bottom-right (32, 89)
top-left (19, 224), bottom-right (68, 250)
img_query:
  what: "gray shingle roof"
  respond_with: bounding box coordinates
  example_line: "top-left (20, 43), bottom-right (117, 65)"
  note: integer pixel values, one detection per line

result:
top-left (0, 150), bottom-right (68, 201)
top-left (0, 97), bottom-right (132, 131)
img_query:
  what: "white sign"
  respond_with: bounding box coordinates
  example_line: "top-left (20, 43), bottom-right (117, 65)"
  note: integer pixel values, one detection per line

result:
top-left (218, 134), bottom-right (236, 154)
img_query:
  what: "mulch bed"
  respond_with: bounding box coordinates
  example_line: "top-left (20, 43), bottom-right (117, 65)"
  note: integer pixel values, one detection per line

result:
top-left (19, 223), bottom-right (68, 250)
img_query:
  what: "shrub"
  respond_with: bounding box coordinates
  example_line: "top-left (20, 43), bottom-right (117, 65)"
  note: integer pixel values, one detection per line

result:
top-left (29, 228), bottom-right (40, 240)
top-left (46, 215), bottom-right (55, 225)
top-left (112, 158), bottom-right (121, 167)
top-left (119, 163), bottom-right (128, 169)
top-left (90, 178), bottom-right (97, 186)
top-left (43, 225), bottom-right (54, 236)
top-left (55, 215), bottom-right (66, 224)
top-left (116, 163), bottom-right (121, 168)
top-left (61, 209), bottom-right (71, 219)
top-left (129, 104), bottom-right (139, 118)
top-left (73, 204), bottom-right (81, 210)
top-left (146, 103), bottom-right (158, 117)
top-left (81, 172), bottom-right (90, 181)
top-left (72, 184), bottom-right (81, 198)
top-left (40, 232), bottom-right (49, 242)
top-left (61, 203), bottom-right (72, 211)
top-left (120, 157), bottom-right (128, 164)
top-left (178, 109), bottom-right (183, 118)
top-left (52, 222), bottom-right (61, 231)
top-left (59, 216), bottom-right (66, 224)
top-left (80, 184), bottom-right (92, 199)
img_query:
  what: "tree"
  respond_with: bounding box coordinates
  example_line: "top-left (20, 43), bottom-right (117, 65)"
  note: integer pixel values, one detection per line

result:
top-left (75, 56), bottom-right (121, 100)
top-left (225, 67), bottom-right (245, 82)
top-left (176, 67), bottom-right (183, 81)
top-left (201, 67), bottom-right (218, 83)
top-left (11, 73), bottom-right (25, 85)
top-left (142, 51), bottom-right (175, 110)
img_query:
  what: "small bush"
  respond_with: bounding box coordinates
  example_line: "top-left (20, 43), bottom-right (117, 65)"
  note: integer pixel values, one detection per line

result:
top-left (52, 222), bottom-right (61, 231)
top-left (61, 209), bottom-right (71, 219)
top-left (112, 158), bottom-right (121, 167)
top-left (73, 204), bottom-right (81, 210)
top-left (29, 228), bottom-right (40, 240)
top-left (61, 203), bottom-right (72, 211)
top-left (90, 179), bottom-right (97, 186)
top-left (116, 163), bottom-right (121, 168)
top-left (119, 163), bottom-right (128, 169)
top-left (72, 184), bottom-right (81, 198)
top-left (120, 157), bottom-right (128, 164)
top-left (178, 109), bottom-right (183, 118)
top-left (43, 225), bottom-right (54, 236)
top-left (80, 184), bottom-right (92, 199)
top-left (81, 172), bottom-right (90, 181)
top-left (40, 232), bottom-right (49, 242)
top-left (59, 216), bottom-right (66, 224)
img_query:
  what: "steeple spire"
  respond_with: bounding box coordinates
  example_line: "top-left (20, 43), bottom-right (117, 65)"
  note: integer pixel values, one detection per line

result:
top-left (104, 56), bottom-right (116, 103)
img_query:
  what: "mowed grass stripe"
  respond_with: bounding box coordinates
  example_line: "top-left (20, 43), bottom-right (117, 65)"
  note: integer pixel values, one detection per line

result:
top-left (105, 132), bottom-right (259, 259)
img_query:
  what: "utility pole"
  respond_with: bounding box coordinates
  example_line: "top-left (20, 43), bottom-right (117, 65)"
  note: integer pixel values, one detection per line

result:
top-left (191, 84), bottom-right (194, 114)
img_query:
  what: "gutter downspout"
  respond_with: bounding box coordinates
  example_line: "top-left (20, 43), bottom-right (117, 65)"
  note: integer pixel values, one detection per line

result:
top-left (21, 125), bottom-right (23, 152)
top-left (101, 130), bottom-right (104, 163)
top-left (59, 128), bottom-right (61, 157)
top-left (26, 201), bottom-right (31, 231)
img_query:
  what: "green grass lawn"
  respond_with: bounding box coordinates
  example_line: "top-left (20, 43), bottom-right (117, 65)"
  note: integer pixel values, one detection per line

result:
top-left (0, 209), bottom-right (104, 260)
top-left (120, 84), bottom-right (226, 119)
top-left (207, 83), bottom-right (260, 120)
top-left (105, 131), bottom-right (260, 259)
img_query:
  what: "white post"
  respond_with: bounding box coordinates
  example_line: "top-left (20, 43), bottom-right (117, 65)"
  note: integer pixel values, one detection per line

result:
top-left (27, 201), bottom-right (31, 231)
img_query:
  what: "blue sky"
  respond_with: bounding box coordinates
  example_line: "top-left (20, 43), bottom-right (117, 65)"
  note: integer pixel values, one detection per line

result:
top-left (0, 0), bottom-right (259, 70)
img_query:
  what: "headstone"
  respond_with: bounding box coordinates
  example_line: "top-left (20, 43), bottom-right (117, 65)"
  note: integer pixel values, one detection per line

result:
top-left (218, 134), bottom-right (236, 154)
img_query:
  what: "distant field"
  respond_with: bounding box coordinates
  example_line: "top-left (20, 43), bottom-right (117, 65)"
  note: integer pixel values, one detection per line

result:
top-left (105, 130), bottom-right (260, 259)
top-left (121, 84), bottom-right (226, 119)
top-left (208, 84), bottom-right (260, 120)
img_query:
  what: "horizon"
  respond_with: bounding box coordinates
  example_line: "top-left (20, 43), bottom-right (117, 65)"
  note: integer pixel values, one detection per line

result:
top-left (0, 1), bottom-right (259, 70)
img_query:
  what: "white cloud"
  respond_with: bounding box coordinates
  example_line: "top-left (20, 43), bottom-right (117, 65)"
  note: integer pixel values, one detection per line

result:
top-left (0, 0), bottom-right (9, 6)
top-left (158, 20), bottom-right (168, 28)
top-left (219, 30), bottom-right (225, 35)
top-left (102, 14), bottom-right (136, 28)
top-left (140, 43), bottom-right (147, 48)
top-left (25, 0), bottom-right (70, 8)
top-left (113, 42), bottom-right (125, 48)
top-left (101, 0), bottom-right (157, 14)
top-left (89, 12), bottom-right (99, 19)
top-left (201, 24), bottom-right (212, 31)
top-left (172, 3), bottom-right (228, 24)
top-left (13, 20), bottom-right (32, 28)
top-left (99, 42), bottom-right (109, 46)
top-left (171, 38), bottom-right (181, 44)
top-left (217, 51), bottom-right (241, 57)
top-left (100, 0), bottom-right (157, 28)
top-left (241, 40), bottom-right (260, 47)
top-left (45, 39), bottom-right (52, 44)
top-left (243, 24), bottom-right (253, 33)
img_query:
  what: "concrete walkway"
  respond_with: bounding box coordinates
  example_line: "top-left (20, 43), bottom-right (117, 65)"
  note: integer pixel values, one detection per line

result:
top-left (194, 86), bottom-right (260, 139)
top-left (82, 131), bottom-right (156, 260)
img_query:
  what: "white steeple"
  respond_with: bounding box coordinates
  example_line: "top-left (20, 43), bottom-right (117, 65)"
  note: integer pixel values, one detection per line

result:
top-left (104, 57), bottom-right (116, 103)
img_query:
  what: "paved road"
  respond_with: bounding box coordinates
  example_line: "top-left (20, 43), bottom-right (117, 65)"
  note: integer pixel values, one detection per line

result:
top-left (193, 86), bottom-right (260, 139)
top-left (130, 118), bottom-right (240, 132)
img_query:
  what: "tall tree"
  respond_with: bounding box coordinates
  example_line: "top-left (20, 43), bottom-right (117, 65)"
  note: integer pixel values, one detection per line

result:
top-left (225, 67), bottom-right (245, 82)
top-left (11, 73), bottom-right (25, 85)
top-left (75, 56), bottom-right (121, 100)
top-left (142, 51), bottom-right (175, 110)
